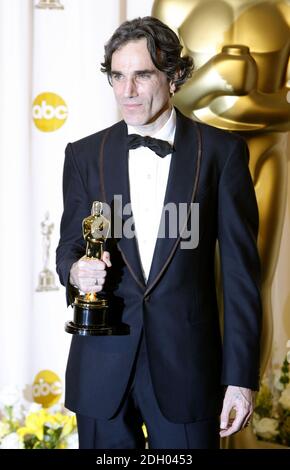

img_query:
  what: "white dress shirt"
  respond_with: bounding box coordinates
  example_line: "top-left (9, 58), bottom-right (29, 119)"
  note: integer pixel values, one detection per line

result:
top-left (128, 107), bottom-right (176, 282)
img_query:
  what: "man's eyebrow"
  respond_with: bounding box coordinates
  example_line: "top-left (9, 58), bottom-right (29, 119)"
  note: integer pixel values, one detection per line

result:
top-left (110, 69), bottom-right (156, 75)
top-left (134, 69), bottom-right (156, 75)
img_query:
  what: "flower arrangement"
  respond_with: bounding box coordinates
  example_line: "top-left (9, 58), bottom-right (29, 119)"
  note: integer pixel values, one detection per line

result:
top-left (0, 386), bottom-right (78, 449)
top-left (253, 347), bottom-right (290, 447)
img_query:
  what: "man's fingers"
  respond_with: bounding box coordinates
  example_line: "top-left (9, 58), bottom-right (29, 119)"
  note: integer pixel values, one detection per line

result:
top-left (220, 405), bottom-right (230, 431)
top-left (77, 271), bottom-right (102, 279)
top-left (79, 259), bottom-right (106, 270)
top-left (70, 253), bottom-right (111, 292)
top-left (83, 271), bottom-right (106, 285)
top-left (79, 285), bottom-right (102, 294)
top-left (102, 251), bottom-right (112, 267)
top-left (96, 276), bottom-right (105, 286)
top-left (220, 409), bottom-right (245, 437)
top-left (241, 410), bottom-right (253, 429)
top-left (220, 386), bottom-right (254, 437)
top-left (219, 418), bottom-right (235, 436)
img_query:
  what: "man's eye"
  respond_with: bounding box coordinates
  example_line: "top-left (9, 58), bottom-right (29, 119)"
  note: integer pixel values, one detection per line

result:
top-left (137, 73), bottom-right (151, 80)
top-left (112, 74), bottom-right (123, 81)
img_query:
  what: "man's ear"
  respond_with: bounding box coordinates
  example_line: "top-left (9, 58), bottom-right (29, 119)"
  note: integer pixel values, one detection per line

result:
top-left (170, 69), bottom-right (181, 95)
top-left (169, 81), bottom-right (176, 96)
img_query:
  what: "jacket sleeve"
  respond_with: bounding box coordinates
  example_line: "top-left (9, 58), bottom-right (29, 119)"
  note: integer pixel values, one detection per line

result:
top-left (56, 143), bottom-right (89, 306)
top-left (218, 138), bottom-right (262, 390)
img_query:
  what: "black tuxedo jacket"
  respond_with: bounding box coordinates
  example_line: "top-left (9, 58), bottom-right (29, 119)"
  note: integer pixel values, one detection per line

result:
top-left (56, 108), bottom-right (262, 423)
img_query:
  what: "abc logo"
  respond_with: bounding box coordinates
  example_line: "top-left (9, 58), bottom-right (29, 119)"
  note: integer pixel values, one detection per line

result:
top-left (32, 370), bottom-right (62, 408)
top-left (32, 92), bottom-right (68, 132)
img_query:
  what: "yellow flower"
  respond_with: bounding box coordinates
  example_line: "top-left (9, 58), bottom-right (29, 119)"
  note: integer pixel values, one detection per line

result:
top-left (17, 409), bottom-right (59, 441)
top-left (1, 398), bottom-right (78, 449)
top-left (59, 415), bottom-right (76, 438)
top-left (18, 413), bottom-right (43, 440)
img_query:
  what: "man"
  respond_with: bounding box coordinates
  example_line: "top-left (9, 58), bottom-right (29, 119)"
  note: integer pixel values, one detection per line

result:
top-left (56, 17), bottom-right (262, 449)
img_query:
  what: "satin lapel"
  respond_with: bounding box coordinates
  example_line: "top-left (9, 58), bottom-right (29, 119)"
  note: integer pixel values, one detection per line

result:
top-left (145, 111), bottom-right (202, 295)
top-left (99, 121), bottom-right (146, 290)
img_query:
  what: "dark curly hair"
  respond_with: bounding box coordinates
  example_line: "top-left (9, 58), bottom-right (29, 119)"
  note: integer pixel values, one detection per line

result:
top-left (101, 16), bottom-right (194, 92)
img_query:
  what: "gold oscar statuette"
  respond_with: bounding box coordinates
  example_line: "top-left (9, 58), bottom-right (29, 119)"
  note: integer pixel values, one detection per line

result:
top-left (65, 201), bottom-right (129, 336)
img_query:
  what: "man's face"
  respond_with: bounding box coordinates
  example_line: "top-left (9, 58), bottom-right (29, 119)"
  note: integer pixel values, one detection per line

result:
top-left (111, 38), bottom-right (172, 126)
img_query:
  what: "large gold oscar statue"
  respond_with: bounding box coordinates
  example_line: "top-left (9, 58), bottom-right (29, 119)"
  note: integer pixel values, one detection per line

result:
top-left (153, 0), bottom-right (290, 448)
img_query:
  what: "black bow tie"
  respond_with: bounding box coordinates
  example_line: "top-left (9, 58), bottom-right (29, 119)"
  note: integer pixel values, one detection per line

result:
top-left (127, 134), bottom-right (173, 158)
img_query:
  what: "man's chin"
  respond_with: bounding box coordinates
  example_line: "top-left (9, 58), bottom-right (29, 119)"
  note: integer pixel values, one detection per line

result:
top-left (122, 116), bottom-right (147, 126)
top-left (120, 107), bottom-right (147, 127)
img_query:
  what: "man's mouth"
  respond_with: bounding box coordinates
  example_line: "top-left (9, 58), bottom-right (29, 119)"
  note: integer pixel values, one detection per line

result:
top-left (122, 104), bottom-right (142, 109)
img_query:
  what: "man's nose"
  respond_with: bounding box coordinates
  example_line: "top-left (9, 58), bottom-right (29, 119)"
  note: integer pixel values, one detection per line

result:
top-left (123, 78), bottom-right (138, 98)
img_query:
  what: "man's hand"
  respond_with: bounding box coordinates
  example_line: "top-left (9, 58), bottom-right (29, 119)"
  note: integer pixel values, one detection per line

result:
top-left (220, 385), bottom-right (255, 437)
top-left (69, 251), bottom-right (111, 294)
